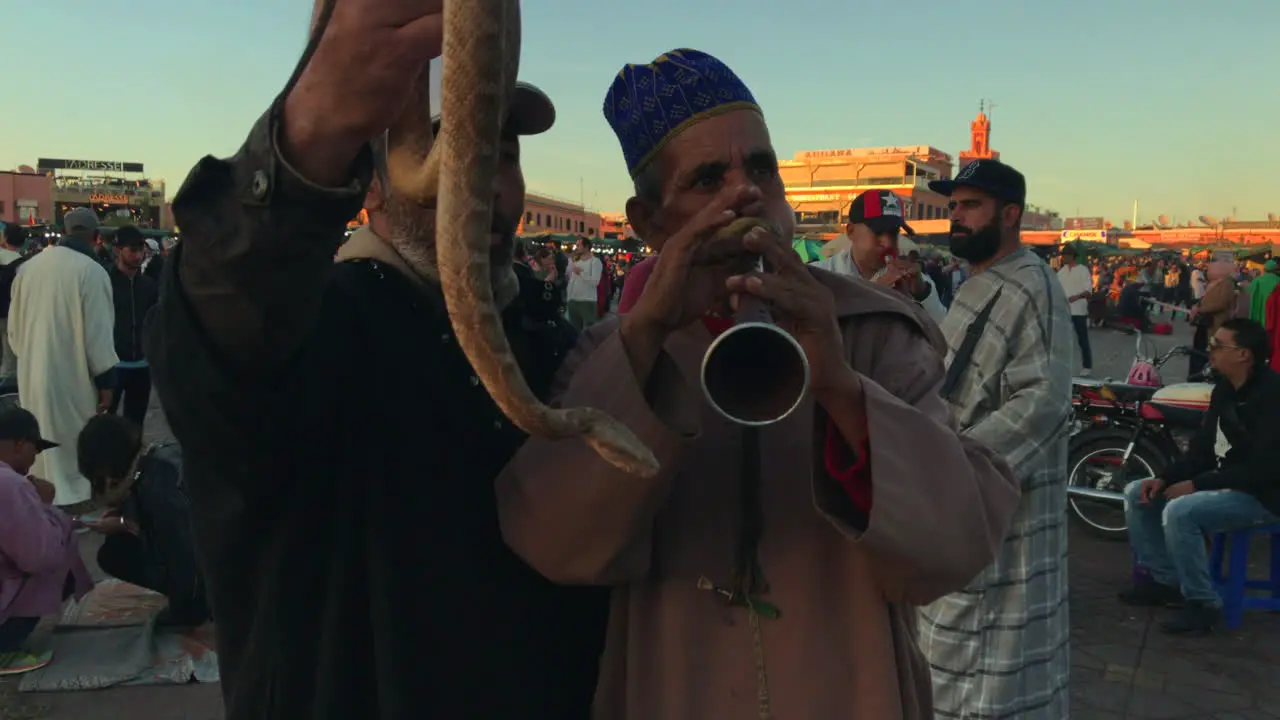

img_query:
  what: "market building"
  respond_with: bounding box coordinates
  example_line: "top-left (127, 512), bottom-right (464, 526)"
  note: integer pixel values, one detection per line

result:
top-left (39, 158), bottom-right (169, 229)
top-left (780, 107), bottom-right (1063, 236)
top-left (598, 212), bottom-right (633, 240)
top-left (518, 192), bottom-right (602, 238)
top-left (779, 144), bottom-right (956, 234)
top-left (0, 167), bottom-right (53, 225)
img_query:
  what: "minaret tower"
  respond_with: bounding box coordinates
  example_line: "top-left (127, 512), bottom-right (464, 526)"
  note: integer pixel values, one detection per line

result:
top-left (958, 100), bottom-right (1000, 167)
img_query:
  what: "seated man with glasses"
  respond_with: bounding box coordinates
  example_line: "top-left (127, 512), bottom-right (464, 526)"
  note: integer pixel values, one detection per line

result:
top-left (1118, 317), bottom-right (1280, 635)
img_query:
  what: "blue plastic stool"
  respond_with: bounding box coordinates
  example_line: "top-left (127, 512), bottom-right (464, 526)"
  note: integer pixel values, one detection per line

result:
top-left (1208, 524), bottom-right (1280, 629)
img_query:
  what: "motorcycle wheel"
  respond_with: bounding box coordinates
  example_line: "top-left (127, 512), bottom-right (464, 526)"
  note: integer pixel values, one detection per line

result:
top-left (1066, 431), bottom-right (1170, 542)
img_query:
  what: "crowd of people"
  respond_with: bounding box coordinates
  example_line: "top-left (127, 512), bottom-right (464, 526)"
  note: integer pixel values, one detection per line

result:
top-left (0, 211), bottom-right (208, 676)
top-left (0, 3), bottom-right (1278, 719)
top-left (1045, 246), bottom-right (1280, 379)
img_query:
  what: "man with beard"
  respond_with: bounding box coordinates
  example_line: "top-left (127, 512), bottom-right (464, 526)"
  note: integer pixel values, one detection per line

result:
top-left (106, 226), bottom-right (159, 429)
top-left (917, 159), bottom-right (1074, 719)
top-left (494, 48), bottom-right (1019, 719)
top-left (142, 3), bottom-right (608, 718)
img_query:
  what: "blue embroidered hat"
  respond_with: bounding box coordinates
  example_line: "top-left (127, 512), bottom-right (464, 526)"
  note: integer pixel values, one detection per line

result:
top-left (604, 49), bottom-right (762, 178)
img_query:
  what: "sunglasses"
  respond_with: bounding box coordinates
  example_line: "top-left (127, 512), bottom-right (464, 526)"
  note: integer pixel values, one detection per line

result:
top-left (1207, 338), bottom-right (1242, 352)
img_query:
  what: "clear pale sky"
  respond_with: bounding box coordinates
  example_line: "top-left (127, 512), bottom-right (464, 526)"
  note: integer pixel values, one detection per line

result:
top-left (6, 0), bottom-right (1277, 223)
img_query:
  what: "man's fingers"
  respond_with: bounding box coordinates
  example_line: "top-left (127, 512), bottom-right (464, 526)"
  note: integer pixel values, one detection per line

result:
top-left (725, 273), bottom-right (800, 307)
top-left (399, 11), bottom-right (445, 48)
top-left (691, 185), bottom-right (768, 239)
top-left (340, 0), bottom-right (445, 29)
top-left (742, 228), bottom-right (805, 276)
top-left (668, 207), bottom-right (739, 261)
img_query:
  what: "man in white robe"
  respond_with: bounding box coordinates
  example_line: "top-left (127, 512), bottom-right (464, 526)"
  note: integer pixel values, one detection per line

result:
top-left (9, 208), bottom-right (119, 507)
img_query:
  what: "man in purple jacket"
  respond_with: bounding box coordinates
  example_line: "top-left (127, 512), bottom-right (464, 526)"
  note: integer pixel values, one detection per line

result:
top-left (0, 408), bottom-right (92, 675)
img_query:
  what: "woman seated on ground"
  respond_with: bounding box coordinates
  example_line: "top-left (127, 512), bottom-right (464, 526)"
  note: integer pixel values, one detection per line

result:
top-left (77, 414), bottom-right (211, 628)
top-left (0, 408), bottom-right (92, 675)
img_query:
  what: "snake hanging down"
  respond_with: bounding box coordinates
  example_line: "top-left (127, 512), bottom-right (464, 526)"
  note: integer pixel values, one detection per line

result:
top-left (298, 2), bottom-right (779, 479)
top-left (375, 0), bottom-right (674, 477)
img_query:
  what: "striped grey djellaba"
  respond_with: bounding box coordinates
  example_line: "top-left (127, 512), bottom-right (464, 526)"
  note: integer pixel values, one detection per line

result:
top-left (918, 247), bottom-right (1074, 719)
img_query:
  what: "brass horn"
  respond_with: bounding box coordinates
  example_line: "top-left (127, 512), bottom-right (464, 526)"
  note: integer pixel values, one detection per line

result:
top-left (700, 258), bottom-right (810, 426)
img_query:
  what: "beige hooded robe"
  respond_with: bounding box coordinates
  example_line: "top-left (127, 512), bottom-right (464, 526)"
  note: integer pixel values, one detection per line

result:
top-left (496, 269), bottom-right (1019, 719)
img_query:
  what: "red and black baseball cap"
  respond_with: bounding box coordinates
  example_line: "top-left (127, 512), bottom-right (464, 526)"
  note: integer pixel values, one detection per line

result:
top-left (847, 190), bottom-right (915, 236)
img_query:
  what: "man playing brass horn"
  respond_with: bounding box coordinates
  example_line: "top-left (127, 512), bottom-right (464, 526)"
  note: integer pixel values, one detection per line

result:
top-left (144, 2), bottom-right (609, 718)
top-left (495, 48), bottom-right (1020, 719)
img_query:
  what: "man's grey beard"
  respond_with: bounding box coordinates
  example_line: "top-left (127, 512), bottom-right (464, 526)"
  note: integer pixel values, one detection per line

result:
top-left (381, 196), bottom-right (520, 310)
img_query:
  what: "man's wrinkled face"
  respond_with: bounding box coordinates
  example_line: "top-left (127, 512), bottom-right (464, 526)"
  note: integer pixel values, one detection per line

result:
top-left (947, 186), bottom-right (1007, 264)
top-left (629, 110), bottom-right (793, 275)
top-left (370, 128), bottom-right (525, 301)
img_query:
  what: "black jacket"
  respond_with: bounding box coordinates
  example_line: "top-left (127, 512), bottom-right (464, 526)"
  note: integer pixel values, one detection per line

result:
top-left (145, 103), bottom-right (608, 720)
top-left (513, 260), bottom-right (564, 322)
top-left (1164, 367), bottom-right (1280, 514)
top-left (121, 442), bottom-right (207, 618)
top-left (109, 265), bottom-right (159, 362)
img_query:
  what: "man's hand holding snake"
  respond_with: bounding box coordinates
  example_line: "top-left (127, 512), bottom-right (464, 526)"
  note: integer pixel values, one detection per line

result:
top-left (282, 0), bottom-right (445, 186)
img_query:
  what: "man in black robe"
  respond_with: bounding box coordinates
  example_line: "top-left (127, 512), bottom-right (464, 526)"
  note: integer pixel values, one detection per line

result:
top-left (143, 4), bottom-right (608, 718)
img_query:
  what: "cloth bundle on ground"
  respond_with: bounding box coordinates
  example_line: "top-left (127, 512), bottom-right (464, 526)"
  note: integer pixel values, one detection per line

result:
top-left (18, 579), bottom-right (218, 692)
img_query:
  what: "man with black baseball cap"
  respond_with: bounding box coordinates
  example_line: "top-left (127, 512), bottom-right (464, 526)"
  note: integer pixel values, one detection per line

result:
top-left (919, 158), bottom-right (1075, 720)
top-left (0, 407), bottom-right (59, 453)
top-left (0, 407), bottom-right (92, 676)
top-left (928, 159), bottom-right (1027, 267)
top-left (105, 226), bottom-right (159, 429)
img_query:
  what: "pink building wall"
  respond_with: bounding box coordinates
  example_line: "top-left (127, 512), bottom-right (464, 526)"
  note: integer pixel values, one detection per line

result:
top-left (0, 172), bottom-right (53, 225)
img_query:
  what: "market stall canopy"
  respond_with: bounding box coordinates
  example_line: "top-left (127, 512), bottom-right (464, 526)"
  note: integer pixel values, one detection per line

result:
top-left (1185, 243), bottom-right (1273, 259)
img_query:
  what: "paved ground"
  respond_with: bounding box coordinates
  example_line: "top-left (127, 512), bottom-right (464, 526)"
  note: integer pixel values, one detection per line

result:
top-left (9, 316), bottom-right (1279, 719)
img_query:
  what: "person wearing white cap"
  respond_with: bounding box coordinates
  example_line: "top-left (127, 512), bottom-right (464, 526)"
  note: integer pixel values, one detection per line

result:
top-left (142, 237), bottom-right (167, 283)
top-left (7, 206), bottom-right (119, 508)
top-left (142, 3), bottom-right (608, 719)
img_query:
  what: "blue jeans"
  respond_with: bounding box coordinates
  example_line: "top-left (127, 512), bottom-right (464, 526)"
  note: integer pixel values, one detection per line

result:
top-left (1124, 480), bottom-right (1279, 606)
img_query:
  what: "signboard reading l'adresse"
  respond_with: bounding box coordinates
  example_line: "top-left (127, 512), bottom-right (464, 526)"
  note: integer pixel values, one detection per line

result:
top-left (37, 158), bottom-right (145, 174)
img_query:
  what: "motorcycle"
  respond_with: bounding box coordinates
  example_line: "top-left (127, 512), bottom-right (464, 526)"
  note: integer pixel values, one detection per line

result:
top-left (1065, 336), bottom-right (1212, 540)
